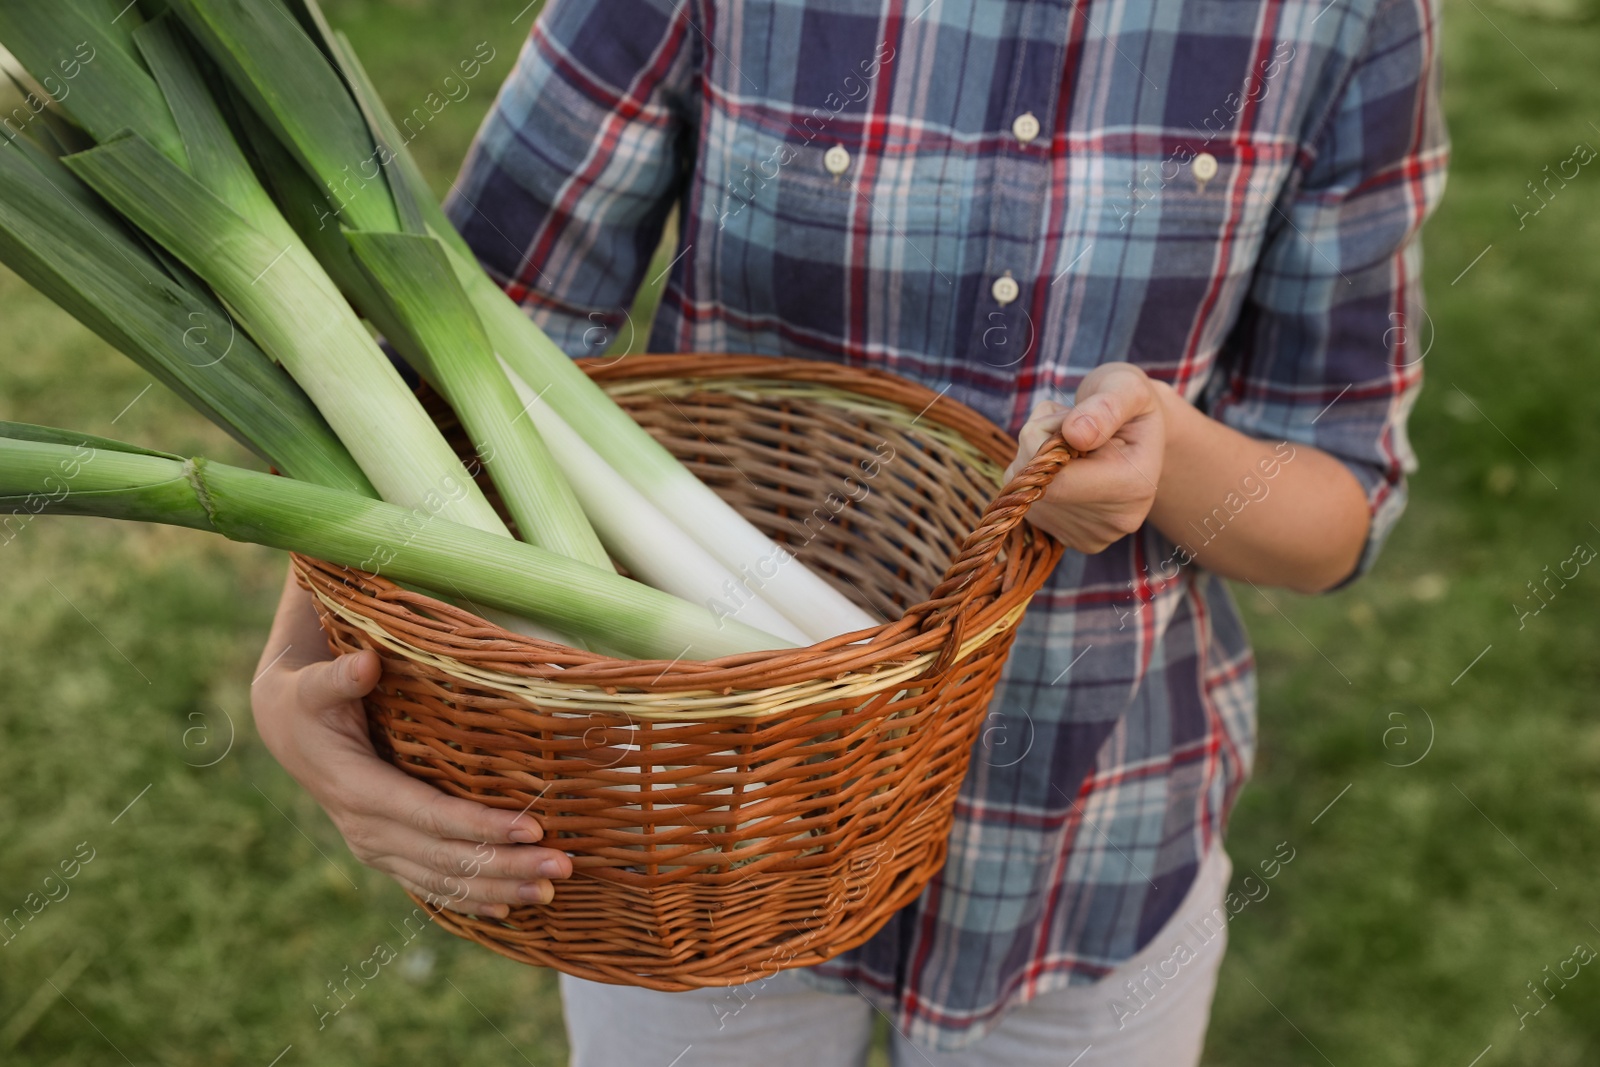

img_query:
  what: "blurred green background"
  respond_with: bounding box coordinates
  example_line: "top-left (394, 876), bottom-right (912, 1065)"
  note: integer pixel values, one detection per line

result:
top-left (1, 1), bottom-right (1597, 1064)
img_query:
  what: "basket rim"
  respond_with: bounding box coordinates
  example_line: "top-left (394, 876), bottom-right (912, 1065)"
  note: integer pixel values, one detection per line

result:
top-left (584, 353), bottom-right (1019, 468)
top-left (294, 353), bottom-right (1067, 695)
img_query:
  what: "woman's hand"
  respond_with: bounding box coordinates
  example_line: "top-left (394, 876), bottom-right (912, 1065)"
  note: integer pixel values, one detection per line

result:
top-left (1003, 362), bottom-right (1167, 554)
top-left (1006, 361), bottom-right (1371, 591)
top-left (250, 568), bottom-right (573, 920)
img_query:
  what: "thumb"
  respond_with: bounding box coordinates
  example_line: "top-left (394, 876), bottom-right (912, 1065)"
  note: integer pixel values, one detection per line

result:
top-left (1062, 393), bottom-right (1124, 452)
top-left (294, 650), bottom-right (381, 711)
top-left (1063, 366), bottom-right (1153, 452)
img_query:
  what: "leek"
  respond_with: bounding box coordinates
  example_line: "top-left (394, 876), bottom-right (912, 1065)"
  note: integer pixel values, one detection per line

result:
top-left (0, 6), bottom-right (598, 643)
top-left (0, 2), bottom-right (880, 661)
top-left (0, 2), bottom-right (183, 164)
top-left (0, 429), bottom-right (789, 661)
top-left (153, 1), bottom-right (608, 566)
top-left (164, 0), bottom-right (402, 234)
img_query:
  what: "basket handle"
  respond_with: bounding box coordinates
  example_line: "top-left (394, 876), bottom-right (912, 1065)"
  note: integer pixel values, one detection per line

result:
top-left (919, 433), bottom-right (1076, 674)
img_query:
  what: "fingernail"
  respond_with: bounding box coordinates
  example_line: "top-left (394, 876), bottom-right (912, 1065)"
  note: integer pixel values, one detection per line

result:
top-left (508, 820), bottom-right (540, 844)
top-left (483, 904), bottom-right (509, 920)
top-left (518, 881), bottom-right (551, 904)
top-left (537, 857), bottom-right (565, 878)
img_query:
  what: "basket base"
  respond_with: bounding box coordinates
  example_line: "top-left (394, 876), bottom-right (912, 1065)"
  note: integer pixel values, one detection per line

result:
top-left (417, 831), bottom-right (951, 991)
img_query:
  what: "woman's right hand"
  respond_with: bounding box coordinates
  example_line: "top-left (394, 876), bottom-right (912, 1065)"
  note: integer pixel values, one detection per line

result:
top-left (249, 566), bottom-right (573, 919)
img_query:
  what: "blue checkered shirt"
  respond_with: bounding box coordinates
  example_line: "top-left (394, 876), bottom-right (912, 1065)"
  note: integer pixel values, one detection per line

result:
top-left (446, 0), bottom-right (1446, 1048)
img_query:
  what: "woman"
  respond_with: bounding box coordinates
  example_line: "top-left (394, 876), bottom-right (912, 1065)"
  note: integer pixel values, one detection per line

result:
top-left (252, 0), bottom-right (1446, 1061)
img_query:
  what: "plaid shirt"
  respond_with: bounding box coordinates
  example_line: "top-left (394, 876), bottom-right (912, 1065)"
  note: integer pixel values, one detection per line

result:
top-left (447, 0), bottom-right (1446, 1049)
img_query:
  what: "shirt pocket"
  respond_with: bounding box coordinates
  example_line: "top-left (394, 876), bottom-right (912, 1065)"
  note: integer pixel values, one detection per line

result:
top-left (696, 109), bottom-right (966, 350)
top-left (1077, 139), bottom-right (1299, 369)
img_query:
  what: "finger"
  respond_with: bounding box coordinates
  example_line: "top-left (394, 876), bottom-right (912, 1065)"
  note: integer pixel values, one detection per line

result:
top-left (384, 768), bottom-right (548, 845)
top-left (389, 871), bottom-right (512, 921)
top-left (1041, 445), bottom-right (1160, 506)
top-left (1028, 397), bottom-right (1070, 422)
top-left (1006, 404), bottom-right (1070, 481)
top-left (292, 650), bottom-right (381, 711)
top-left (379, 825), bottom-right (573, 883)
top-left (389, 857), bottom-right (554, 910)
top-left (260, 569), bottom-right (332, 674)
top-left (327, 745), bottom-right (548, 846)
top-left (1021, 508), bottom-right (1124, 555)
top-left (1018, 411), bottom-right (1063, 465)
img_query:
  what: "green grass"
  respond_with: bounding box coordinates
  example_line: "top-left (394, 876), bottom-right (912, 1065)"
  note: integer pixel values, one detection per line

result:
top-left (0, 0), bottom-right (1596, 1063)
top-left (1208, 2), bottom-right (1600, 1062)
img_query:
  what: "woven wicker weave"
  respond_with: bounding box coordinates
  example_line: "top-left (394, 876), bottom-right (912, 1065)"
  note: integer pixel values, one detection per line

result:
top-left (293, 354), bottom-right (1071, 990)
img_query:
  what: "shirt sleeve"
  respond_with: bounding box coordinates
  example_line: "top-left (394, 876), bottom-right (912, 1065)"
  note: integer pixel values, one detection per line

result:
top-left (1203, 0), bottom-right (1449, 585)
top-left (445, 0), bottom-right (696, 357)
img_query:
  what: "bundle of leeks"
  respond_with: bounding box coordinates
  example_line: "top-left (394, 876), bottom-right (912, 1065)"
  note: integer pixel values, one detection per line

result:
top-left (0, 0), bottom-right (878, 662)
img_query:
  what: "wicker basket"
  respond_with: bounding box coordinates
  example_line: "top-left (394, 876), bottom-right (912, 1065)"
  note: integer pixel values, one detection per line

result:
top-left (293, 353), bottom-right (1071, 990)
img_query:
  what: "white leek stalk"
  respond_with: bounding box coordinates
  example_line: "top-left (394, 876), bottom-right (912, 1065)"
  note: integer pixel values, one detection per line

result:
top-left (499, 361), bottom-right (811, 645)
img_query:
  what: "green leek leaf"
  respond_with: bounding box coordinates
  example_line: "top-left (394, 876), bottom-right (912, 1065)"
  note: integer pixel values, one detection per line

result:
top-left (130, 13), bottom-right (273, 226)
top-left (0, 421), bottom-right (182, 460)
top-left (165, 0), bottom-right (399, 233)
top-left (321, 27), bottom-right (430, 236)
top-left (0, 0), bottom-right (184, 165)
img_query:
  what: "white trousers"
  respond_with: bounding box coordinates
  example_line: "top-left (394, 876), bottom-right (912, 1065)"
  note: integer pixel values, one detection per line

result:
top-left (562, 846), bottom-right (1232, 1067)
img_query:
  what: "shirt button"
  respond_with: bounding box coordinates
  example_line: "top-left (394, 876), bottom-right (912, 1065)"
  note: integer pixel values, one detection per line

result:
top-left (1193, 152), bottom-right (1219, 183)
top-left (824, 144), bottom-right (852, 176)
top-left (991, 271), bottom-right (1020, 306)
top-left (1011, 112), bottom-right (1041, 145)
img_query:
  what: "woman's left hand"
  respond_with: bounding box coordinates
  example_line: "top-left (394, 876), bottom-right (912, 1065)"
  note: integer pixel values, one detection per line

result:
top-left (1003, 361), bottom-right (1169, 554)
